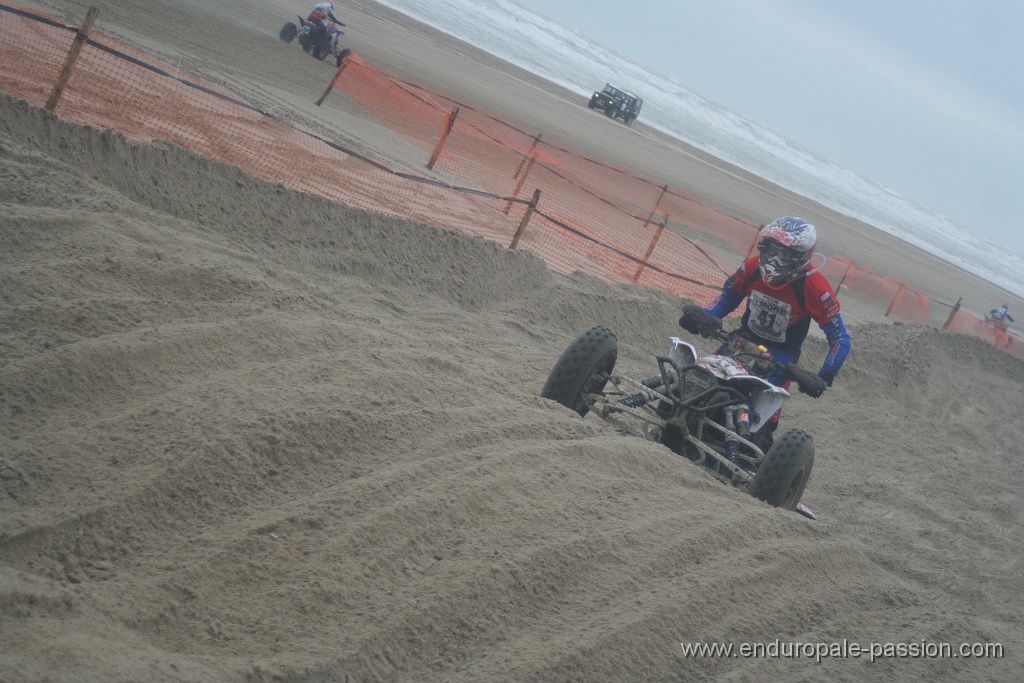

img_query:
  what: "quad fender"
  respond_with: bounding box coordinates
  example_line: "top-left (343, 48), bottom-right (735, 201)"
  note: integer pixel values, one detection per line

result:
top-left (668, 337), bottom-right (698, 367)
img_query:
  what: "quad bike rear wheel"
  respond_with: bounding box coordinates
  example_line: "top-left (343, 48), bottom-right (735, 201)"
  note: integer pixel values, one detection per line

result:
top-left (279, 22), bottom-right (298, 43)
top-left (747, 429), bottom-right (814, 510)
top-left (541, 326), bottom-right (617, 417)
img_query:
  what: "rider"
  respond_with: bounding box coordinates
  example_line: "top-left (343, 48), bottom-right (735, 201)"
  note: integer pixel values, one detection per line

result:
top-left (989, 303), bottom-right (1014, 325)
top-left (681, 217), bottom-right (852, 448)
top-left (306, 2), bottom-right (342, 50)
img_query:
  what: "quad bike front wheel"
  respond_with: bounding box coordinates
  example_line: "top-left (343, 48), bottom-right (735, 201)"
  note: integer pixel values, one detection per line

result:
top-left (279, 22), bottom-right (298, 43)
top-left (336, 47), bottom-right (352, 67)
top-left (541, 326), bottom-right (617, 417)
top-left (747, 429), bottom-right (814, 510)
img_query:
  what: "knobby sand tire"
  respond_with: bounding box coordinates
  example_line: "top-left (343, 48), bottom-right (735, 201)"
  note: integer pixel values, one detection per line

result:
top-left (279, 22), bottom-right (298, 43)
top-left (540, 326), bottom-right (618, 417)
top-left (747, 428), bottom-right (814, 510)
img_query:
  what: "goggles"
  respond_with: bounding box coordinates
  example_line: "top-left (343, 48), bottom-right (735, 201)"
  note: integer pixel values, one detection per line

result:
top-left (758, 240), bottom-right (804, 267)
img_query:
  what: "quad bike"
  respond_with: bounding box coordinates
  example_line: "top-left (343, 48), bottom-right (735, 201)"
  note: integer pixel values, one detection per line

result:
top-left (279, 14), bottom-right (352, 67)
top-left (540, 305), bottom-right (827, 516)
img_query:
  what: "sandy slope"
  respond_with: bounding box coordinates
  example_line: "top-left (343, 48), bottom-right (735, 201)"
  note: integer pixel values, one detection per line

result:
top-left (2, 1), bottom-right (1024, 681)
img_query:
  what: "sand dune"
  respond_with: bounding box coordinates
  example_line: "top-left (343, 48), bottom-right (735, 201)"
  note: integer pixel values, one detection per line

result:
top-left (2, 1), bottom-right (1023, 681)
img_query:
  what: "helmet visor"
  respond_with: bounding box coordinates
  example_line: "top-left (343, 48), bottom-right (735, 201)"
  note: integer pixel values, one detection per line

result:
top-left (758, 239), bottom-right (804, 267)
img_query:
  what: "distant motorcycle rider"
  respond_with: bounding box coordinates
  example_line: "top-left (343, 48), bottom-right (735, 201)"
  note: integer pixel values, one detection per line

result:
top-left (681, 217), bottom-right (852, 448)
top-left (306, 1), bottom-right (343, 50)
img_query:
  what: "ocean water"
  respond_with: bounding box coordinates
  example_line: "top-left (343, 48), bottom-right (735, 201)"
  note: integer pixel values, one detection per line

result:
top-left (376, 0), bottom-right (1024, 299)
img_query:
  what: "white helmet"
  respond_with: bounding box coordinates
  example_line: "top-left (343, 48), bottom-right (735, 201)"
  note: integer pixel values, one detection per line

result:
top-left (757, 217), bottom-right (817, 286)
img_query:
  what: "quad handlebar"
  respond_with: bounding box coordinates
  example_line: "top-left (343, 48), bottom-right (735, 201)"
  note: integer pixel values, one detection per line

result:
top-left (679, 304), bottom-right (826, 398)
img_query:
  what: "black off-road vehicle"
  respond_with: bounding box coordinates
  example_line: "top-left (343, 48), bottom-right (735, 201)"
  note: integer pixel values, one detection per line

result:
top-left (587, 83), bottom-right (643, 125)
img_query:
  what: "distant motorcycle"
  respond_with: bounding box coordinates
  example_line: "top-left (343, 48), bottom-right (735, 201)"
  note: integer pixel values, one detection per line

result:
top-left (279, 14), bottom-right (352, 67)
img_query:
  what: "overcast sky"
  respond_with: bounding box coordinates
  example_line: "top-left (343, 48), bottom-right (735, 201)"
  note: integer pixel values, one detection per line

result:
top-left (524, 0), bottom-right (1024, 257)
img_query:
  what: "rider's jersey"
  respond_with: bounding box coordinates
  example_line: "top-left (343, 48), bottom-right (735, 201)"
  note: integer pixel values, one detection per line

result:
top-left (990, 307), bottom-right (1013, 323)
top-left (706, 256), bottom-right (850, 379)
top-left (309, 2), bottom-right (337, 22)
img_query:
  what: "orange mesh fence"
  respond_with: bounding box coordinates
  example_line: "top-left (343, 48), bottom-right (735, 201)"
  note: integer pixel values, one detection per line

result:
top-left (886, 283), bottom-right (931, 325)
top-left (0, 2), bottom-right (958, 337)
top-left (327, 39), bottom-right (934, 323)
top-left (527, 208), bottom-right (732, 303)
top-left (944, 310), bottom-right (1024, 356)
top-left (634, 231), bottom-right (735, 301)
top-left (822, 255), bottom-right (854, 281)
top-left (0, 5), bottom-right (67, 103)
top-left (836, 261), bottom-right (901, 303)
top-left (327, 58), bottom-right (452, 158)
top-left (519, 210), bottom-right (640, 285)
top-left (661, 189), bottom-right (761, 254)
top-left (0, 7), bottom-right (529, 254)
top-left (339, 58), bottom-right (747, 255)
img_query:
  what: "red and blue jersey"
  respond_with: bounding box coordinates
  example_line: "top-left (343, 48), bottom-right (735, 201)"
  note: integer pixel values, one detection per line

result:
top-left (308, 2), bottom-right (337, 23)
top-left (706, 256), bottom-right (850, 381)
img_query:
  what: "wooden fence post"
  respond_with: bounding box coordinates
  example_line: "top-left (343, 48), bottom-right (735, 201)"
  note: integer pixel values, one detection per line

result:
top-left (834, 260), bottom-right (853, 292)
top-left (744, 226), bottom-right (763, 259)
top-left (503, 134), bottom-right (542, 214)
top-left (45, 6), bottom-right (99, 113)
top-left (942, 297), bottom-right (962, 330)
top-left (632, 213), bottom-right (669, 282)
top-left (508, 189), bottom-right (541, 250)
top-left (639, 185), bottom-right (668, 232)
top-left (427, 106), bottom-right (460, 170)
top-left (885, 282), bottom-right (905, 318)
top-left (315, 53), bottom-right (351, 107)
